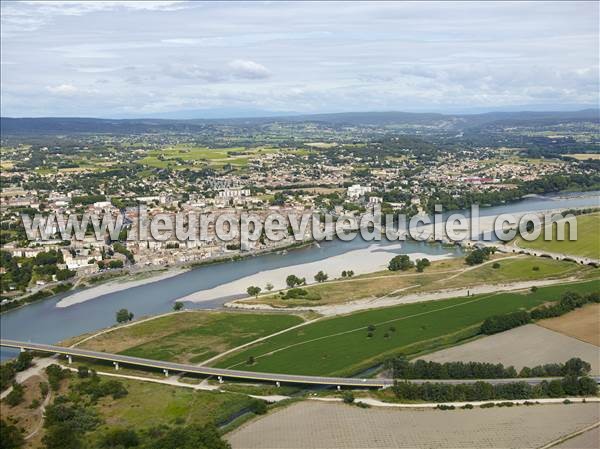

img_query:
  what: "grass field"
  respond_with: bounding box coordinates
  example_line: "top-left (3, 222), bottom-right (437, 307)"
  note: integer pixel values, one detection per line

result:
top-left (516, 213), bottom-right (600, 259)
top-left (137, 145), bottom-right (279, 170)
top-left (79, 311), bottom-right (304, 364)
top-left (246, 256), bottom-right (590, 307)
top-left (214, 279), bottom-right (600, 376)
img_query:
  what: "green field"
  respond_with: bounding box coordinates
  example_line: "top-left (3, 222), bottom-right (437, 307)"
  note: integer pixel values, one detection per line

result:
top-left (214, 279), bottom-right (600, 376)
top-left (137, 145), bottom-right (279, 170)
top-left (79, 311), bottom-right (304, 364)
top-left (516, 213), bottom-right (600, 259)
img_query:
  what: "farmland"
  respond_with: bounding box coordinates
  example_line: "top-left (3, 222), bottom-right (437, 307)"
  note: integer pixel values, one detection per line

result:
top-left (420, 323), bottom-right (600, 374)
top-left (516, 213), bottom-right (600, 259)
top-left (77, 311), bottom-right (305, 364)
top-left (226, 401), bottom-right (600, 449)
top-left (214, 279), bottom-right (600, 376)
top-left (136, 145), bottom-right (282, 170)
top-left (537, 303), bottom-right (600, 346)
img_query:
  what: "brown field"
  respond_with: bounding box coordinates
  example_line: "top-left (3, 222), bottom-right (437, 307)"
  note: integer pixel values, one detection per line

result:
top-left (227, 401), bottom-right (600, 449)
top-left (419, 324), bottom-right (600, 374)
top-left (537, 303), bottom-right (600, 346)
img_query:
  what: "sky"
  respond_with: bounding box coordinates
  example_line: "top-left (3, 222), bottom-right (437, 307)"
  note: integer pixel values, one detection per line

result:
top-left (1, 1), bottom-right (598, 118)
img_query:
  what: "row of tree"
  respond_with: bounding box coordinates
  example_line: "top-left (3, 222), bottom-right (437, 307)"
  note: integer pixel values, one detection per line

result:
top-left (481, 291), bottom-right (600, 335)
top-left (392, 376), bottom-right (598, 402)
top-left (386, 357), bottom-right (591, 380)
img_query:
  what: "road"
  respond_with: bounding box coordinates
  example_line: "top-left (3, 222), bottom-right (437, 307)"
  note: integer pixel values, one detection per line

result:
top-left (3, 339), bottom-right (598, 388)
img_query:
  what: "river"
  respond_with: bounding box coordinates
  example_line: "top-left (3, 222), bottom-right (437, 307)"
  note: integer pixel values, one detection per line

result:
top-left (1, 191), bottom-right (598, 359)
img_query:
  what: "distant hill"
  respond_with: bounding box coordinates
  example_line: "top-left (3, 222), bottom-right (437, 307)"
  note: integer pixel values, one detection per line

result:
top-left (1, 109), bottom-right (598, 135)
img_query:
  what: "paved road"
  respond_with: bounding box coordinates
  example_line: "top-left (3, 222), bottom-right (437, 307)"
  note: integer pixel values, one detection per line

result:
top-left (2, 339), bottom-right (598, 388)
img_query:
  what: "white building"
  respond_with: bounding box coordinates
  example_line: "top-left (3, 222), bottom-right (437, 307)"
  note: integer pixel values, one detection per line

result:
top-left (347, 184), bottom-right (372, 199)
top-left (218, 187), bottom-right (251, 198)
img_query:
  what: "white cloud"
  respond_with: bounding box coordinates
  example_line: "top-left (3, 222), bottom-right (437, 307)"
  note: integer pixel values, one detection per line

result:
top-left (228, 60), bottom-right (271, 80)
top-left (46, 84), bottom-right (78, 95)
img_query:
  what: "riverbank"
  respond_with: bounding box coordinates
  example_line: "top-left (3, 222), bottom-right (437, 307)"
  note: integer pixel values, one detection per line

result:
top-left (177, 246), bottom-right (455, 304)
top-left (56, 267), bottom-right (187, 308)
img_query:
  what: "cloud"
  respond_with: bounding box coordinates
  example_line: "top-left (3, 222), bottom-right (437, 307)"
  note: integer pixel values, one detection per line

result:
top-left (46, 84), bottom-right (78, 95)
top-left (228, 60), bottom-right (271, 80)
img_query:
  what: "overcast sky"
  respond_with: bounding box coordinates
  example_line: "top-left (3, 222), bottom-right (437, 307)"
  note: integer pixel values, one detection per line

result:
top-left (1, 1), bottom-right (598, 117)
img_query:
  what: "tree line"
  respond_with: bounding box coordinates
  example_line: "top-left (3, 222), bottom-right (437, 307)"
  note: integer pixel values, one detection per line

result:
top-left (385, 357), bottom-right (591, 380)
top-left (392, 376), bottom-right (597, 403)
top-left (481, 291), bottom-right (599, 335)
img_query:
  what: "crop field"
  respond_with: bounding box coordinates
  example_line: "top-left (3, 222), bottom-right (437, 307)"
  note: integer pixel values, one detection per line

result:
top-left (78, 311), bottom-right (304, 364)
top-left (226, 401), bottom-right (600, 449)
top-left (247, 256), bottom-right (590, 307)
top-left (214, 279), bottom-right (600, 376)
top-left (420, 323), bottom-right (600, 374)
top-left (537, 303), bottom-right (600, 346)
top-left (516, 213), bottom-right (600, 259)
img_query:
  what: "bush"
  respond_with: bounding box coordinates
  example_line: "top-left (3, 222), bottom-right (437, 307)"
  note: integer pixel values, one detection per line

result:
top-left (250, 399), bottom-right (268, 415)
top-left (492, 262), bottom-right (501, 269)
top-left (342, 391), bottom-right (355, 404)
top-left (100, 428), bottom-right (139, 448)
top-left (461, 403), bottom-right (474, 409)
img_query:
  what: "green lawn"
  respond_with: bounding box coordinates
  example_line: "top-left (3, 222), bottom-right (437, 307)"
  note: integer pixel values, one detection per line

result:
top-left (79, 311), bottom-right (304, 364)
top-left (516, 213), bottom-right (600, 259)
top-left (214, 279), bottom-right (600, 376)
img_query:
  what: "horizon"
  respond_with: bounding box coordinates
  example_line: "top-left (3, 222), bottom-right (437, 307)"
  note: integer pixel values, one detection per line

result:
top-left (2, 105), bottom-right (599, 121)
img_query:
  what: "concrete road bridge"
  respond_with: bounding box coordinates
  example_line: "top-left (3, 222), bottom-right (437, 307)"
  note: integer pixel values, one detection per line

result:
top-left (3, 339), bottom-right (598, 388)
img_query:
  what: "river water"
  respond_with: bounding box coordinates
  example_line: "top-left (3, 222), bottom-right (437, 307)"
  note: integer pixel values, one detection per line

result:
top-left (1, 191), bottom-right (598, 359)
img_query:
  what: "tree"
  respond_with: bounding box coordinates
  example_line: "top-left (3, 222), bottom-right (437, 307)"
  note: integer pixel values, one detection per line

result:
top-left (173, 301), bottom-right (184, 311)
top-left (388, 255), bottom-right (414, 271)
top-left (99, 428), bottom-right (139, 448)
top-left (0, 419), bottom-right (24, 449)
top-left (286, 274), bottom-right (302, 288)
top-left (465, 248), bottom-right (492, 266)
top-left (246, 286), bottom-right (261, 298)
top-left (347, 270), bottom-right (354, 277)
top-left (265, 282), bottom-right (274, 291)
top-left (415, 258), bottom-right (431, 272)
top-left (314, 271), bottom-right (328, 283)
top-left (341, 270), bottom-right (347, 278)
top-left (247, 356), bottom-right (255, 365)
top-left (116, 308), bottom-right (133, 324)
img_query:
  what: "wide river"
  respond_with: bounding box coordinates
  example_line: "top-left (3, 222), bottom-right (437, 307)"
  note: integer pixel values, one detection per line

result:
top-left (1, 191), bottom-right (598, 359)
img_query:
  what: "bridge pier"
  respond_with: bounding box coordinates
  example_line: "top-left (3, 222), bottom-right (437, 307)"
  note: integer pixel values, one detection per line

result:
top-left (218, 376), bottom-right (224, 384)
top-left (276, 381), bottom-right (280, 388)
top-left (66, 355), bottom-right (72, 364)
top-left (337, 385), bottom-right (341, 391)
top-left (113, 362), bottom-right (119, 371)
top-left (163, 369), bottom-right (169, 377)
top-left (20, 347), bottom-right (25, 353)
